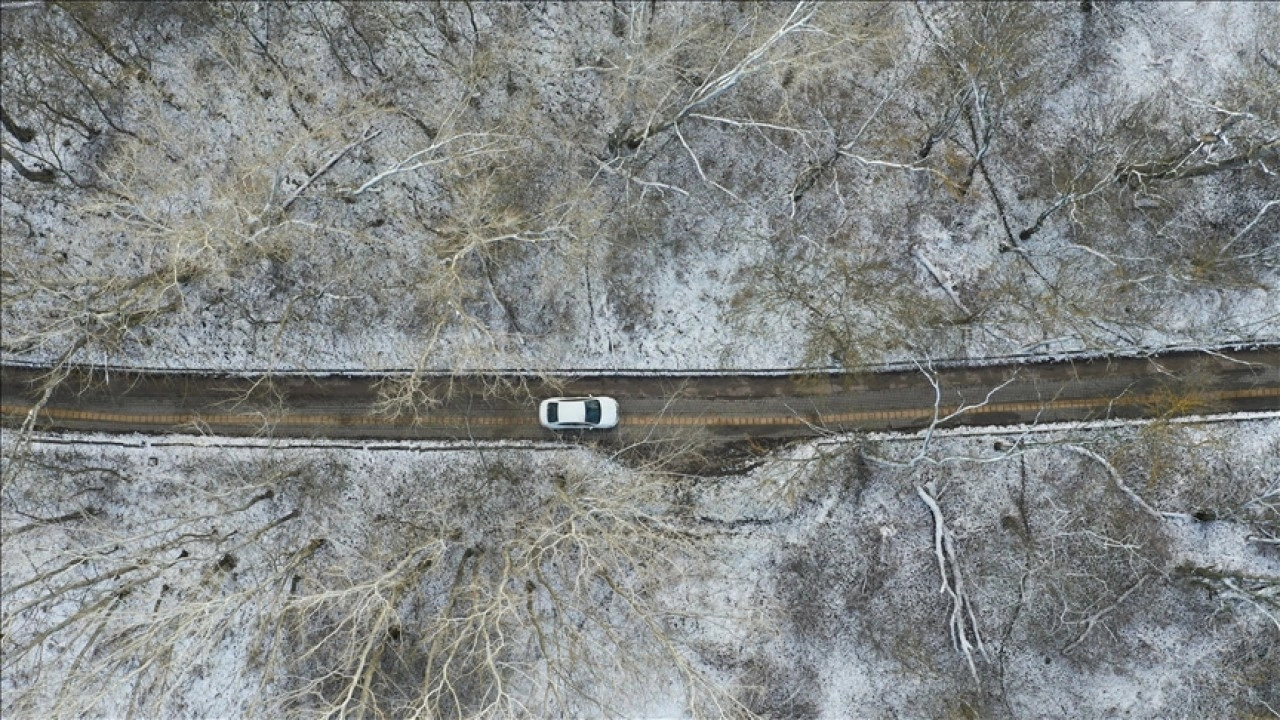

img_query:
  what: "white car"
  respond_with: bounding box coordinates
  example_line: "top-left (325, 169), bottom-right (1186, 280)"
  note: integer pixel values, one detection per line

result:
top-left (539, 396), bottom-right (619, 430)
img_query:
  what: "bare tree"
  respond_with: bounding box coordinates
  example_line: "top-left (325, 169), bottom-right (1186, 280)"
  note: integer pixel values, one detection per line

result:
top-left (2, 438), bottom-right (760, 719)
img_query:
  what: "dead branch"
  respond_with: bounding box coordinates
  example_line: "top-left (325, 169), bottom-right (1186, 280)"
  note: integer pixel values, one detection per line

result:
top-left (917, 480), bottom-right (987, 683)
top-left (1065, 444), bottom-right (1167, 521)
top-left (612, 1), bottom-right (818, 152)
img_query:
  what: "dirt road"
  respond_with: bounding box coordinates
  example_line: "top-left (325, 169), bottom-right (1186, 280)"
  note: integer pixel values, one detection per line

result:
top-left (3, 349), bottom-right (1277, 444)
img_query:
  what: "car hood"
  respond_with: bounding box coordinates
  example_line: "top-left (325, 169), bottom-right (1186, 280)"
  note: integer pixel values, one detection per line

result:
top-left (597, 397), bottom-right (619, 426)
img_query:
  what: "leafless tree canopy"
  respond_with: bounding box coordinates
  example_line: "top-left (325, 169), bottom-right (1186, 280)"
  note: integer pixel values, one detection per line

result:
top-left (2, 1), bottom-right (1277, 717)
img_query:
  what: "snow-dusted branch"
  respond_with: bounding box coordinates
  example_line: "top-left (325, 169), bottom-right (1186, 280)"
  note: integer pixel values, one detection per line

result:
top-left (912, 246), bottom-right (969, 315)
top-left (687, 112), bottom-right (821, 137)
top-left (615, 1), bottom-right (818, 150)
top-left (917, 480), bottom-right (987, 683)
top-left (1220, 199), bottom-right (1279, 255)
top-left (438, 225), bottom-right (571, 269)
top-left (1017, 164), bottom-right (1114, 243)
top-left (1065, 444), bottom-right (1169, 521)
top-left (836, 149), bottom-right (950, 183)
top-left (864, 361), bottom-right (1022, 468)
top-left (1061, 575), bottom-right (1149, 654)
top-left (673, 120), bottom-right (742, 202)
top-left (279, 127), bottom-right (382, 212)
top-left (1218, 578), bottom-right (1280, 633)
top-left (589, 152), bottom-right (690, 198)
top-left (345, 131), bottom-right (513, 197)
top-left (681, 1), bottom-right (817, 107)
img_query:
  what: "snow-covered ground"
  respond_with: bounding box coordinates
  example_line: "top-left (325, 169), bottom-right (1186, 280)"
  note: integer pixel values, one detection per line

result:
top-left (2, 2), bottom-right (1278, 718)
top-left (2, 2), bottom-right (1276, 373)
top-left (3, 416), bottom-right (1277, 718)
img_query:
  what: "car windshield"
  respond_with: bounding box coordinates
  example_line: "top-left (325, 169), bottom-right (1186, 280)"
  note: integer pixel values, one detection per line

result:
top-left (546, 402), bottom-right (558, 423)
top-left (584, 399), bottom-right (601, 424)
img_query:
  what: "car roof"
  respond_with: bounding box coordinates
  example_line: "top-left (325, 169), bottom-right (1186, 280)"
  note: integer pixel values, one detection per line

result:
top-left (556, 399), bottom-right (588, 424)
